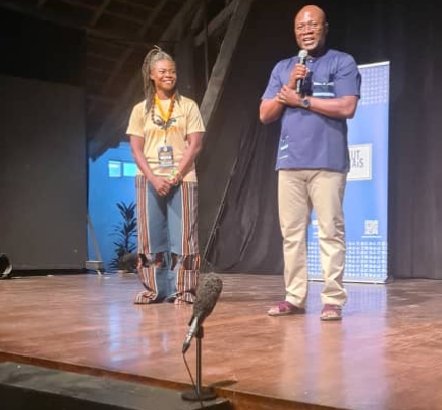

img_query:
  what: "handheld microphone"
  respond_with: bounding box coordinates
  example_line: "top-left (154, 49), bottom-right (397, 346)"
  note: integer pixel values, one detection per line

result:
top-left (182, 273), bottom-right (223, 354)
top-left (295, 49), bottom-right (308, 94)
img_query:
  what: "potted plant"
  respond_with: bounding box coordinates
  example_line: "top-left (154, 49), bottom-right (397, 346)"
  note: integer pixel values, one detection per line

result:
top-left (110, 201), bottom-right (137, 273)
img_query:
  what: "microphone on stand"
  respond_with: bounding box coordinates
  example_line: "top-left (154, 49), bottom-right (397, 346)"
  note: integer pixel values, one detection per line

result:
top-left (181, 273), bottom-right (223, 402)
top-left (295, 49), bottom-right (308, 94)
top-left (182, 273), bottom-right (223, 354)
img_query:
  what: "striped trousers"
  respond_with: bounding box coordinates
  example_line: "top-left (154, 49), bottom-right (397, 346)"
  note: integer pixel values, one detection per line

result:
top-left (134, 175), bottom-right (200, 304)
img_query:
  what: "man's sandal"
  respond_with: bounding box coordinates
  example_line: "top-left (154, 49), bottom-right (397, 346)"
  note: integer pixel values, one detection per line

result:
top-left (320, 304), bottom-right (342, 321)
top-left (268, 301), bottom-right (305, 317)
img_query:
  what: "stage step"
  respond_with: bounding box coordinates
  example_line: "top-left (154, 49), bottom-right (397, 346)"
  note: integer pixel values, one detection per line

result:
top-left (0, 362), bottom-right (231, 410)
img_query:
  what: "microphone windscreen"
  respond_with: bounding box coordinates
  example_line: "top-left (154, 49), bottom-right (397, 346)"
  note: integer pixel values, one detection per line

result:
top-left (192, 273), bottom-right (223, 322)
top-left (298, 49), bottom-right (308, 60)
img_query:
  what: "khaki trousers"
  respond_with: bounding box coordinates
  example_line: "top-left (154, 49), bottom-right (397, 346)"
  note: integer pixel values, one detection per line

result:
top-left (278, 169), bottom-right (347, 308)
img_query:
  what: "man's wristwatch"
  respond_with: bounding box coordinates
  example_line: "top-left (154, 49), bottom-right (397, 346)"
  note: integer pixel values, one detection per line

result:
top-left (301, 97), bottom-right (310, 109)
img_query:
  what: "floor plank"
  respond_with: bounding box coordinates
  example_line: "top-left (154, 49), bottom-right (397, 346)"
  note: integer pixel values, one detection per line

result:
top-left (1, 273), bottom-right (442, 409)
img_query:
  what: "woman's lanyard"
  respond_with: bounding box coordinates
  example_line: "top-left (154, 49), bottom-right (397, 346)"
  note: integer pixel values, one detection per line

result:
top-left (152, 94), bottom-right (176, 168)
top-left (152, 94), bottom-right (175, 145)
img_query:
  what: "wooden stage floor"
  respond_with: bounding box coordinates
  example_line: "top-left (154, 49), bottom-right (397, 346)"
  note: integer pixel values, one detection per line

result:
top-left (1, 272), bottom-right (442, 410)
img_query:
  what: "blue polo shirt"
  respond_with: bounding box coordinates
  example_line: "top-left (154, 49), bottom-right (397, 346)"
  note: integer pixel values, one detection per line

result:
top-left (262, 49), bottom-right (361, 172)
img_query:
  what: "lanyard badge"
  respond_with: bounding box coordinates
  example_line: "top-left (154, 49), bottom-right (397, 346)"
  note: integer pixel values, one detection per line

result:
top-left (158, 145), bottom-right (174, 168)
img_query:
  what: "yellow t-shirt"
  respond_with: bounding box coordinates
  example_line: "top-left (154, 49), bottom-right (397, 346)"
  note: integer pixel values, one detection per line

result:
top-left (126, 95), bottom-right (205, 182)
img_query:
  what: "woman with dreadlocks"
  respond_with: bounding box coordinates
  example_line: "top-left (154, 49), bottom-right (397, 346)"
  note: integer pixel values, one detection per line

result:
top-left (126, 46), bottom-right (205, 304)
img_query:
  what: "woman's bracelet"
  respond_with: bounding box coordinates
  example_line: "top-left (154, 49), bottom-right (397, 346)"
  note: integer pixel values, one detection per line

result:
top-left (169, 168), bottom-right (183, 185)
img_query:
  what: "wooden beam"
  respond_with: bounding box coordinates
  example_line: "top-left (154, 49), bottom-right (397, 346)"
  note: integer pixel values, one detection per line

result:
top-left (86, 66), bottom-right (113, 75)
top-left (193, 0), bottom-right (237, 47)
top-left (87, 94), bottom-right (116, 105)
top-left (190, 3), bottom-right (205, 32)
top-left (101, 9), bottom-right (147, 25)
top-left (87, 51), bottom-right (120, 63)
top-left (87, 0), bottom-right (168, 115)
top-left (89, 0), bottom-right (203, 159)
top-left (0, 1), bottom-right (151, 43)
top-left (59, 0), bottom-right (97, 11)
top-left (0, 1), bottom-right (84, 31)
top-left (88, 37), bottom-right (126, 50)
top-left (61, 0), bottom-right (147, 25)
top-left (90, 0), bottom-right (113, 27)
top-left (113, 0), bottom-right (155, 14)
top-left (85, 29), bottom-right (154, 46)
top-left (99, 0), bottom-right (168, 95)
top-left (200, 0), bottom-right (254, 127)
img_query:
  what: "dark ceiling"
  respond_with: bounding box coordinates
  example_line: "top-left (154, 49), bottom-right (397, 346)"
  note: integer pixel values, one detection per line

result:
top-left (0, 0), bottom-right (229, 157)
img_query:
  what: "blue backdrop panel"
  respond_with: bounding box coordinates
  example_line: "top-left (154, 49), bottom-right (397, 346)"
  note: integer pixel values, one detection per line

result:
top-left (88, 142), bottom-right (136, 271)
top-left (307, 62), bottom-right (390, 283)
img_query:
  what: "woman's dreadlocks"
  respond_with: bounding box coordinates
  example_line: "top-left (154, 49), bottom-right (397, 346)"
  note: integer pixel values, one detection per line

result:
top-left (141, 45), bottom-right (178, 115)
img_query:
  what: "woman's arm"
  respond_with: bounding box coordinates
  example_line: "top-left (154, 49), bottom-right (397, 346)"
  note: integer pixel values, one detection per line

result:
top-left (130, 135), bottom-right (172, 197)
top-left (170, 132), bottom-right (204, 184)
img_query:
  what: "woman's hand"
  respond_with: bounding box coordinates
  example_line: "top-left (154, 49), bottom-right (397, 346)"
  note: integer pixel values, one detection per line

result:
top-left (151, 175), bottom-right (172, 197)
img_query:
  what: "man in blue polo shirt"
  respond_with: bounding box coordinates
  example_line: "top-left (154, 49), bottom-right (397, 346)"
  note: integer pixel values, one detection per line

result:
top-left (260, 4), bottom-right (361, 320)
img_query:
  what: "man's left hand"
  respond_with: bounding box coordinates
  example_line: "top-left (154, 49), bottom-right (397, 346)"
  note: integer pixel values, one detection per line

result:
top-left (276, 85), bottom-right (302, 107)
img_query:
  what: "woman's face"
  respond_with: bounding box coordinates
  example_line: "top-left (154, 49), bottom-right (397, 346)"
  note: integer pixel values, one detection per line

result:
top-left (150, 59), bottom-right (177, 94)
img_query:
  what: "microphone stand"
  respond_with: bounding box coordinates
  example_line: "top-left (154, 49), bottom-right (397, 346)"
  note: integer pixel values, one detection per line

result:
top-left (181, 325), bottom-right (217, 401)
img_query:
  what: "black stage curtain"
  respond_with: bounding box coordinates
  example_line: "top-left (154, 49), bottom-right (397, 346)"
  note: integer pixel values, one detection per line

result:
top-left (198, 0), bottom-right (442, 279)
top-left (0, 9), bottom-right (87, 270)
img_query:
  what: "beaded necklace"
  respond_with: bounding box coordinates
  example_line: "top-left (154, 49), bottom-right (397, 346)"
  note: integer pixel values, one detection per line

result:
top-left (151, 94), bottom-right (175, 144)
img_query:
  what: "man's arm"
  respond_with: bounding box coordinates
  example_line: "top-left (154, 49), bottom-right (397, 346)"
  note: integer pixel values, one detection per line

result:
top-left (306, 94), bottom-right (358, 119)
top-left (259, 98), bottom-right (286, 124)
top-left (277, 85), bottom-right (358, 119)
top-left (260, 60), bottom-right (359, 122)
top-left (259, 62), bottom-right (307, 124)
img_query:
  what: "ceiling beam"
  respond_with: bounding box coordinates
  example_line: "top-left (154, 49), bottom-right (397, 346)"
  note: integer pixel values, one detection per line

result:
top-left (88, 37), bottom-right (126, 50)
top-left (113, 0), bottom-right (155, 14)
top-left (86, 66), bottom-right (113, 75)
top-left (87, 94), bottom-right (117, 105)
top-left (200, 0), bottom-right (254, 127)
top-left (100, 9), bottom-right (146, 25)
top-left (87, 0), bottom-right (168, 115)
top-left (89, 0), bottom-right (112, 27)
top-left (0, 1), bottom-right (150, 44)
top-left (99, 0), bottom-right (169, 95)
top-left (87, 51), bottom-right (121, 63)
top-left (194, 0), bottom-right (237, 47)
top-left (61, 0), bottom-right (148, 25)
top-left (59, 0), bottom-right (97, 11)
top-left (85, 29), bottom-right (154, 46)
top-left (0, 1), bottom-right (84, 31)
top-left (89, 0), bottom-right (203, 159)
top-left (190, 3), bottom-right (205, 32)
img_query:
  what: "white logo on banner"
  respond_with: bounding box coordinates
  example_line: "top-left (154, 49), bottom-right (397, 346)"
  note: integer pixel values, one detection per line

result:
top-left (364, 219), bottom-right (379, 236)
top-left (347, 144), bottom-right (372, 181)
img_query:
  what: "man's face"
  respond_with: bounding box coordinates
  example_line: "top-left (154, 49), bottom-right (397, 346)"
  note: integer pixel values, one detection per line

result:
top-left (294, 6), bottom-right (328, 54)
